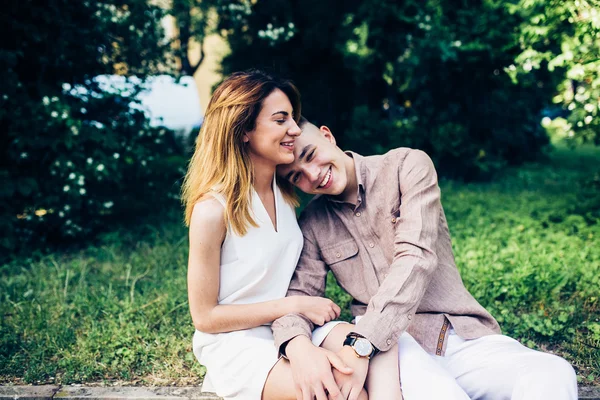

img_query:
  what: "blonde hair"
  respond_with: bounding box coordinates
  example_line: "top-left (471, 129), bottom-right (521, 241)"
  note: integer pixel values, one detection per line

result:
top-left (182, 70), bottom-right (300, 235)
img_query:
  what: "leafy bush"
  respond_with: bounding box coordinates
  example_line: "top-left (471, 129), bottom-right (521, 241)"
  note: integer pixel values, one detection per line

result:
top-left (508, 0), bottom-right (600, 146)
top-left (2, 87), bottom-right (185, 253)
top-left (339, 0), bottom-right (556, 179)
top-left (0, 1), bottom-right (185, 255)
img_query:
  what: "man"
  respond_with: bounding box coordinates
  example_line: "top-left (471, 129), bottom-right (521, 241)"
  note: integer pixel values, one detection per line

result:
top-left (272, 118), bottom-right (577, 400)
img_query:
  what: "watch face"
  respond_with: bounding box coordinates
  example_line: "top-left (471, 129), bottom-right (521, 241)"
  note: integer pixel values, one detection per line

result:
top-left (354, 338), bottom-right (373, 357)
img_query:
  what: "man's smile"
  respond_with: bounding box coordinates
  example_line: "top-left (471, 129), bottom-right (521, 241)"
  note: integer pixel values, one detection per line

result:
top-left (318, 166), bottom-right (333, 189)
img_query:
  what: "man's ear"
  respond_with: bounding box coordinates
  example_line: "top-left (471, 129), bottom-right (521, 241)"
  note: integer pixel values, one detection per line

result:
top-left (319, 126), bottom-right (336, 146)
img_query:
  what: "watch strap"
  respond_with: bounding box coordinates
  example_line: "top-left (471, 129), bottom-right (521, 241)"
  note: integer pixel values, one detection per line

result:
top-left (343, 335), bottom-right (357, 348)
top-left (343, 332), bottom-right (380, 359)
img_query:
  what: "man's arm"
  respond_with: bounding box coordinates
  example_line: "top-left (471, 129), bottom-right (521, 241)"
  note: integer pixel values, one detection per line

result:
top-left (353, 149), bottom-right (442, 351)
top-left (273, 221), bottom-right (353, 400)
top-left (272, 224), bottom-right (329, 351)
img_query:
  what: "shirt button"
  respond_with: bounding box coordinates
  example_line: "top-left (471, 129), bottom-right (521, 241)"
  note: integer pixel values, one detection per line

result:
top-left (391, 217), bottom-right (397, 223)
top-left (386, 339), bottom-right (392, 345)
top-left (384, 273), bottom-right (389, 278)
top-left (336, 253), bottom-right (341, 258)
top-left (355, 212), bottom-right (361, 217)
top-left (369, 242), bottom-right (374, 248)
top-left (407, 314), bottom-right (412, 320)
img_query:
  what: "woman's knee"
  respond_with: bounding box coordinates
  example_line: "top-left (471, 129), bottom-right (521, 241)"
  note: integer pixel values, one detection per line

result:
top-left (320, 322), bottom-right (354, 352)
top-left (262, 359), bottom-right (297, 400)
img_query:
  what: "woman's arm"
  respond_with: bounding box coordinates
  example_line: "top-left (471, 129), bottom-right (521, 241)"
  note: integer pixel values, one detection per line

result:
top-left (187, 198), bottom-right (339, 334)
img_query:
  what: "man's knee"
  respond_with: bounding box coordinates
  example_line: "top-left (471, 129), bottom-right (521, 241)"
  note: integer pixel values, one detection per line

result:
top-left (521, 352), bottom-right (577, 390)
top-left (512, 353), bottom-right (578, 400)
top-left (544, 354), bottom-right (576, 383)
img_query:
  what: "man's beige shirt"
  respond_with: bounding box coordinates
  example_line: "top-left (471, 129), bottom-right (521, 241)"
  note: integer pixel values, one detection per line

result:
top-left (272, 148), bottom-right (501, 355)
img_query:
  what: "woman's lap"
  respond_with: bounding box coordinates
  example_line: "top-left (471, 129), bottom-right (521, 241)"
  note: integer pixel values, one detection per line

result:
top-left (196, 327), bottom-right (279, 400)
top-left (263, 321), bottom-right (350, 400)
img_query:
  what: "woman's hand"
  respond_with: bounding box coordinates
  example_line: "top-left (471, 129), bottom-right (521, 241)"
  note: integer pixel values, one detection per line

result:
top-left (288, 296), bottom-right (341, 326)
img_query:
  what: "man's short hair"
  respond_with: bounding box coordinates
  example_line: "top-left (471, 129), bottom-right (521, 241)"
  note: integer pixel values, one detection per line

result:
top-left (298, 116), bottom-right (309, 128)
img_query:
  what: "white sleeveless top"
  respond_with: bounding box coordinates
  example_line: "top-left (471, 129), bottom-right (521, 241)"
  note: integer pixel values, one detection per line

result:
top-left (192, 179), bottom-right (303, 399)
top-left (213, 185), bottom-right (303, 306)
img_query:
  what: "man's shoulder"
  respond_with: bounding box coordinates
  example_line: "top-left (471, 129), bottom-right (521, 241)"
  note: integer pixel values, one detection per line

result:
top-left (361, 147), bottom-right (414, 167)
top-left (360, 147), bottom-right (432, 177)
top-left (384, 146), bottom-right (414, 158)
top-left (298, 195), bottom-right (329, 229)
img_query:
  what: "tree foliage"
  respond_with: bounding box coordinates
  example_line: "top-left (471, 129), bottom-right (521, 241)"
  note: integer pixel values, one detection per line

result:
top-left (168, 0), bottom-right (216, 76)
top-left (508, 0), bottom-right (600, 145)
top-left (218, 0), bottom-right (556, 179)
top-left (340, 0), bottom-right (557, 178)
top-left (217, 0), bottom-right (359, 139)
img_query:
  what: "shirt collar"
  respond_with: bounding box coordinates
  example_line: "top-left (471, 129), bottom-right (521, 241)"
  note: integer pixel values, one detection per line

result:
top-left (327, 151), bottom-right (366, 209)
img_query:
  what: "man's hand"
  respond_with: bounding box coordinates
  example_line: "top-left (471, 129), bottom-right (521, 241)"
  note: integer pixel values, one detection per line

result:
top-left (332, 345), bottom-right (369, 400)
top-left (286, 335), bottom-right (353, 400)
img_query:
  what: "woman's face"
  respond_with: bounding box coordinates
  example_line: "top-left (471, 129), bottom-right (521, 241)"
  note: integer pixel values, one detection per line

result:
top-left (244, 89), bottom-right (301, 167)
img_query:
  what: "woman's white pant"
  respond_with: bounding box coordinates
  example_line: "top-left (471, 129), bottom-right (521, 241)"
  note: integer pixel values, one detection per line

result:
top-left (398, 330), bottom-right (577, 400)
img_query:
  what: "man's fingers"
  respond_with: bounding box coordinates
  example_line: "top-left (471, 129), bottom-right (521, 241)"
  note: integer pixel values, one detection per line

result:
top-left (314, 385), bottom-right (328, 400)
top-left (347, 387), bottom-right (361, 400)
top-left (301, 385), bottom-right (312, 400)
top-left (327, 352), bottom-right (353, 375)
top-left (340, 383), bottom-right (351, 400)
top-left (323, 375), bottom-right (342, 400)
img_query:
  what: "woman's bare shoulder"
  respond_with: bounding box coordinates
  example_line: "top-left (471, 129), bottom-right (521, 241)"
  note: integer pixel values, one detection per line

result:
top-left (189, 195), bottom-right (226, 236)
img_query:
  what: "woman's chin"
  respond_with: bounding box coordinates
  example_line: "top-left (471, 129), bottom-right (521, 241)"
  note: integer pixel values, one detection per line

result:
top-left (278, 153), bottom-right (295, 165)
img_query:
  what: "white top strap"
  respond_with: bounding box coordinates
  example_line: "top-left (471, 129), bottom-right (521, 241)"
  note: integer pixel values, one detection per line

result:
top-left (208, 190), bottom-right (227, 208)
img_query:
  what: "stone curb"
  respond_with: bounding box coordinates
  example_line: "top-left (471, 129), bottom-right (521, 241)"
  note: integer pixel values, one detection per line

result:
top-left (0, 385), bottom-right (60, 400)
top-left (581, 386), bottom-right (600, 400)
top-left (0, 387), bottom-right (219, 400)
top-left (1, 385), bottom-right (598, 400)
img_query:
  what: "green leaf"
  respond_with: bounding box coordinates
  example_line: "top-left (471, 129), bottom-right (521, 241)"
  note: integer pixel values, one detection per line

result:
top-left (17, 178), bottom-right (38, 197)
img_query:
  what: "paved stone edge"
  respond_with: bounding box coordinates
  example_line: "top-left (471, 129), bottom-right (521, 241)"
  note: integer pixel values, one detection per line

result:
top-left (0, 387), bottom-right (220, 400)
top-left (0, 385), bottom-right (60, 400)
top-left (581, 386), bottom-right (600, 400)
top-left (1, 385), bottom-right (598, 400)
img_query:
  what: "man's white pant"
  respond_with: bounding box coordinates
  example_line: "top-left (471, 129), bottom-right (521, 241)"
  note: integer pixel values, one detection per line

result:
top-left (398, 330), bottom-right (577, 400)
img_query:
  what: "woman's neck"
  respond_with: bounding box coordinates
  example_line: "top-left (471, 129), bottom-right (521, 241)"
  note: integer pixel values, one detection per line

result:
top-left (249, 155), bottom-right (275, 194)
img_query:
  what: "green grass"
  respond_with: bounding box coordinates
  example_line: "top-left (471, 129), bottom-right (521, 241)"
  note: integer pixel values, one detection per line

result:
top-left (0, 218), bottom-right (204, 385)
top-left (1, 144), bottom-right (599, 386)
top-left (446, 145), bottom-right (600, 385)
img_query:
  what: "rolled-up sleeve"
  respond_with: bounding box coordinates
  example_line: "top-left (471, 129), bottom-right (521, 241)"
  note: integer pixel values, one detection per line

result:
top-left (354, 150), bottom-right (441, 351)
top-left (272, 224), bottom-right (329, 351)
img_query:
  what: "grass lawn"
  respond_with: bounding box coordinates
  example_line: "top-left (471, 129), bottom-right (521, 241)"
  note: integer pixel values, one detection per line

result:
top-left (1, 144), bottom-right (599, 386)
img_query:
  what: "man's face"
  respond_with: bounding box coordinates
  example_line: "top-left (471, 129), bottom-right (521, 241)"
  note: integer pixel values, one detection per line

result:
top-left (277, 123), bottom-right (350, 196)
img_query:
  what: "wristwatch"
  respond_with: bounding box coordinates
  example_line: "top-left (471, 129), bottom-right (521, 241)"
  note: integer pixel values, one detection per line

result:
top-left (343, 333), bottom-right (379, 359)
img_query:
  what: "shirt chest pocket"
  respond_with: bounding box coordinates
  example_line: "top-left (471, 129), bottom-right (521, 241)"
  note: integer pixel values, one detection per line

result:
top-left (320, 239), bottom-right (367, 295)
top-left (320, 239), bottom-right (359, 265)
